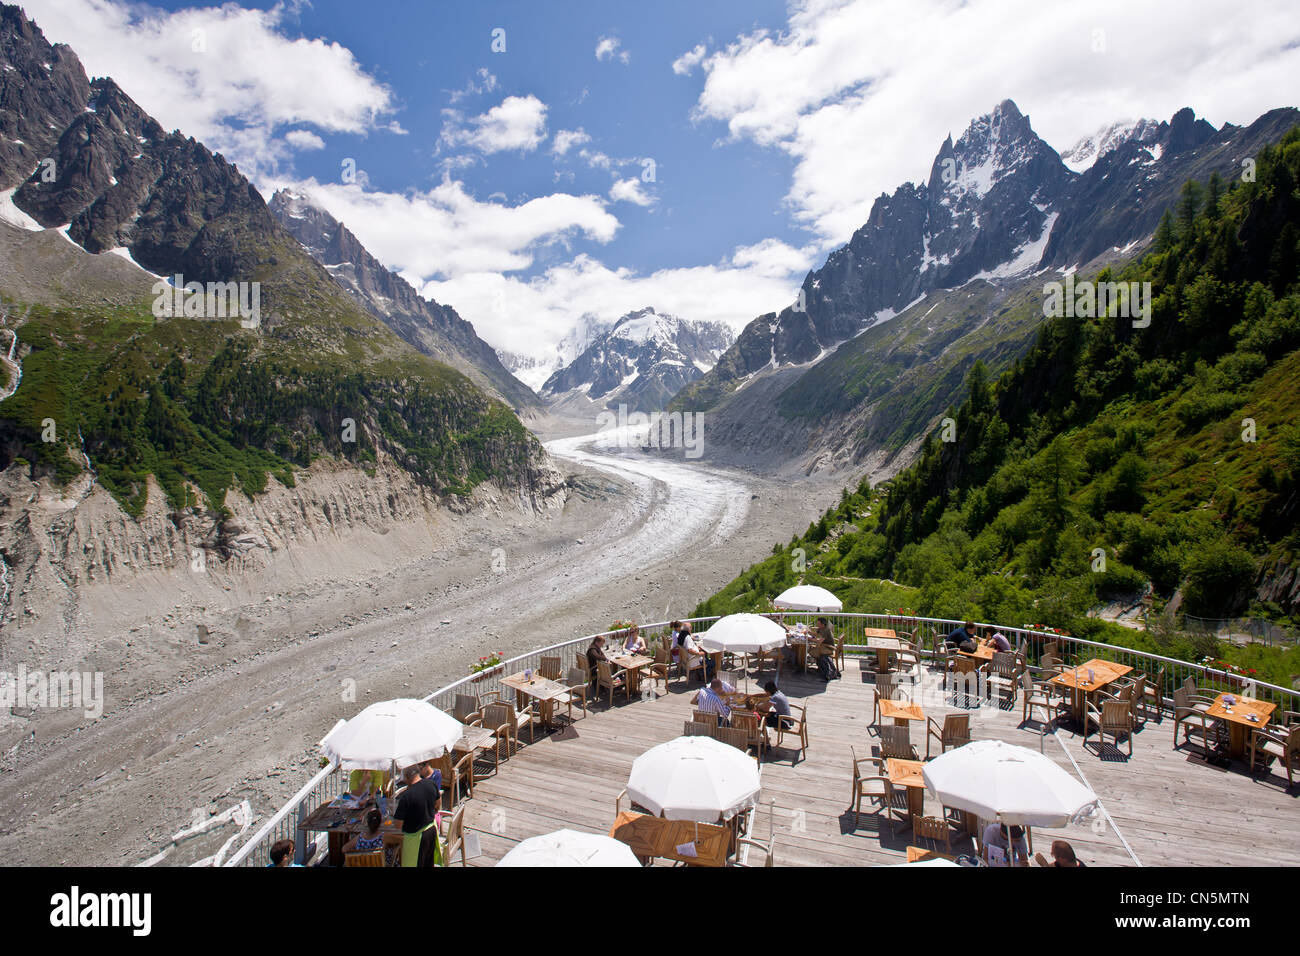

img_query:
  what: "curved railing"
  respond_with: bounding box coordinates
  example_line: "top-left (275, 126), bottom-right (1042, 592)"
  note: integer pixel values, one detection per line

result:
top-left (225, 613), bottom-right (1298, 866)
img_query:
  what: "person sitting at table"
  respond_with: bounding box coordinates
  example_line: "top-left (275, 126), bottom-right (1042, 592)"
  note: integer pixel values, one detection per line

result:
top-left (754, 680), bottom-right (793, 746)
top-left (945, 621), bottom-right (978, 653)
top-left (587, 635), bottom-right (614, 682)
top-left (982, 823), bottom-right (1030, 866)
top-left (987, 629), bottom-right (1011, 652)
top-left (1048, 839), bottom-right (1085, 867)
top-left (810, 618), bottom-right (838, 679)
top-left (679, 627), bottom-right (715, 680)
top-left (394, 764), bottom-right (443, 867)
top-left (623, 624), bottom-right (647, 655)
top-left (266, 838), bottom-right (302, 867)
top-left (342, 808), bottom-right (386, 857)
top-left (696, 678), bottom-right (732, 726)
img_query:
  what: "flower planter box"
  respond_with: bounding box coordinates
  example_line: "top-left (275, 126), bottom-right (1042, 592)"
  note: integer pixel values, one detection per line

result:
top-left (470, 663), bottom-right (504, 682)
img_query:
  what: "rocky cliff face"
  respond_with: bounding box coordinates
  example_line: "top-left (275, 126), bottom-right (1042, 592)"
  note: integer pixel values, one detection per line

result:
top-left (542, 307), bottom-right (733, 412)
top-left (268, 189), bottom-right (538, 410)
top-left (678, 100), bottom-right (1300, 416)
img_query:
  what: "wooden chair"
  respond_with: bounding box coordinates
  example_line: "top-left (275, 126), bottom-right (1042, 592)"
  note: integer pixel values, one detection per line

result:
top-left (1141, 666), bottom-right (1166, 719)
top-left (872, 674), bottom-right (911, 726)
top-left (1019, 671), bottom-right (1061, 727)
top-left (879, 724), bottom-right (919, 761)
top-left (574, 654), bottom-right (592, 687)
top-left (849, 747), bottom-right (908, 834)
top-left (834, 635), bottom-right (846, 674)
top-left (1172, 687), bottom-right (1215, 754)
top-left (1249, 724), bottom-right (1300, 788)
top-left (439, 804), bottom-right (468, 867)
top-left (344, 849), bottom-right (384, 867)
top-left (712, 725), bottom-right (751, 755)
top-left (731, 710), bottom-right (765, 759)
top-left (646, 647), bottom-right (671, 694)
top-left (562, 667), bottom-right (589, 722)
top-left (912, 814), bottom-right (953, 854)
top-left (692, 708), bottom-right (717, 725)
top-left (925, 713), bottom-right (970, 759)
top-left (538, 655), bottom-right (563, 681)
top-left (482, 700), bottom-right (534, 759)
top-left (773, 703), bottom-right (808, 763)
top-left (987, 651), bottom-right (1019, 705)
top-left (678, 645), bottom-right (706, 684)
top-left (428, 750), bottom-right (475, 808)
top-left (1124, 674), bottom-right (1147, 727)
top-left (1084, 698), bottom-right (1133, 757)
top-left (893, 648), bottom-right (922, 686)
top-left (597, 659), bottom-right (630, 706)
top-left (684, 720), bottom-right (713, 737)
top-left (452, 693), bottom-right (483, 725)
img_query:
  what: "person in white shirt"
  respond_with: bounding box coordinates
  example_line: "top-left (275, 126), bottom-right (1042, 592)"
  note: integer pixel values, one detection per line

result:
top-left (982, 823), bottom-right (1029, 866)
top-left (679, 627), bottom-right (716, 680)
top-left (622, 625), bottom-right (647, 654)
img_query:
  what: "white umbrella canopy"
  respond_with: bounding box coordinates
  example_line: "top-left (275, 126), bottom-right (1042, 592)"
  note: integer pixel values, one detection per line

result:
top-left (321, 698), bottom-right (465, 771)
top-left (922, 739), bottom-right (1100, 828)
top-left (698, 613), bottom-right (788, 655)
top-left (497, 829), bottom-right (642, 868)
top-left (627, 736), bottom-right (761, 823)
top-left (772, 585), bottom-right (843, 612)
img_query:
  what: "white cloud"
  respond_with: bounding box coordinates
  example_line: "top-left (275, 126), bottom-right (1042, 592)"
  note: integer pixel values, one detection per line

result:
top-left (595, 35), bottom-right (630, 64)
top-left (273, 176), bottom-right (619, 279)
top-left (441, 94), bottom-right (549, 154)
top-left (552, 128), bottom-right (592, 156)
top-left (609, 178), bottom-right (656, 207)
top-left (20, 0), bottom-right (397, 180)
top-left (448, 67), bottom-right (499, 103)
top-left (729, 238), bottom-right (817, 278)
top-left (420, 250), bottom-right (805, 362)
top-left (284, 129), bottom-right (325, 151)
top-left (691, 0), bottom-right (1300, 244)
top-left (672, 42), bottom-right (708, 76)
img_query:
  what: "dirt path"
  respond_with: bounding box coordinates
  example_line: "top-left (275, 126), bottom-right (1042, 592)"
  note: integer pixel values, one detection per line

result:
top-left (0, 426), bottom-right (842, 865)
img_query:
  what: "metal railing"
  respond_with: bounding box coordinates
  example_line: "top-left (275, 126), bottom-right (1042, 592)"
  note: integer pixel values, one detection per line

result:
top-left (226, 612), bottom-right (1298, 867)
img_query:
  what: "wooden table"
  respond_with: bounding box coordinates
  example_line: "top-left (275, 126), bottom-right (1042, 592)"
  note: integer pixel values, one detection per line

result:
top-left (958, 643), bottom-right (995, 663)
top-left (453, 724), bottom-right (499, 780)
top-left (608, 653), bottom-right (654, 694)
top-left (886, 757), bottom-right (927, 828)
top-left (724, 691), bottom-right (770, 712)
top-left (298, 799), bottom-right (404, 867)
top-left (608, 811), bottom-right (730, 867)
top-left (1206, 693), bottom-right (1276, 759)
top-left (1049, 659), bottom-right (1133, 723)
top-left (500, 672), bottom-right (571, 728)
top-left (906, 845), bottom-right (955, 863)
top-left (879, 699), bottom-right (925, 727)
top-left (865, 633), bottom-right (902, 673)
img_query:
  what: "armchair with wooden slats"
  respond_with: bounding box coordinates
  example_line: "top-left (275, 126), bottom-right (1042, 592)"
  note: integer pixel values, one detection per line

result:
top-left (925, 713), bottom-right (970, 759)
top-left (849, 747), bottom-right (908, 834)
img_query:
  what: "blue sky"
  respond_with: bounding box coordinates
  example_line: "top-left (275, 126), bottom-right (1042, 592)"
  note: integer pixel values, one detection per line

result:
top-left (20, 0), bottom-right (1300, 363)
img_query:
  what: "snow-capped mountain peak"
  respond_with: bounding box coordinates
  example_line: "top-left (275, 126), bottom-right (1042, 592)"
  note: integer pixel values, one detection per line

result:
top-left (1060, 118), bottom-right (1162, 173)
top-left (542, 307), bottom-right (733, 412)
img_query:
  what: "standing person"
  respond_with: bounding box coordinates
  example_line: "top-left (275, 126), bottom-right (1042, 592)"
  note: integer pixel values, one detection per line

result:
top-left (393, 764), bottom-right (442, 867)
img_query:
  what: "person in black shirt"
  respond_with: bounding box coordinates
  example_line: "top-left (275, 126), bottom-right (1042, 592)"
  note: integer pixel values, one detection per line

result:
top-left (945, 621), bottom-right (977, 652)
top-left (394, 764), bottom-right (442, 866)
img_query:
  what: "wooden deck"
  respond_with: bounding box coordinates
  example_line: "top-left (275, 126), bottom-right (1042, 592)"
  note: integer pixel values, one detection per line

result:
top-left (457, 658), bottom-right (1300, 866)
